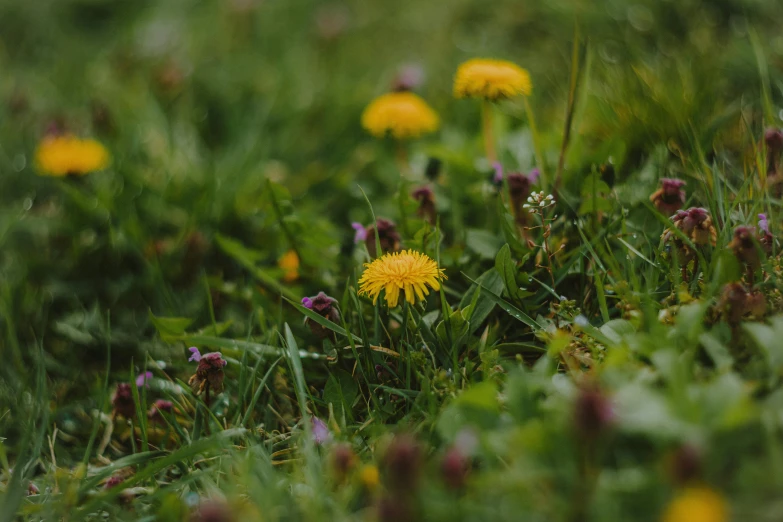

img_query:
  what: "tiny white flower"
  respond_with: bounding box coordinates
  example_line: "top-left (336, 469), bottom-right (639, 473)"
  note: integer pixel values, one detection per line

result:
top-left (528, 208), bottom-right (536, 213)
top-left (546, 194), bottom-right (553, 200)
top-left (539, 201), bottom-right (546, 207)
top-left (522, 203), bottom-right (531, 209)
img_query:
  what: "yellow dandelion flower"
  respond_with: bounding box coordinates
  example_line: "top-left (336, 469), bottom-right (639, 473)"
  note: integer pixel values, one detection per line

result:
top-left (278, 250), bottom-right (300, 282)
top-left (35, 134), bottom-right (110, 177)
top-left (357, 249), bottom-right (446, 308)
top-left (361, 92), bottom-right (439, 140)
top-left (662, 487), bottom-right (728, 522)
top-left (454, 58), bottom-right (532, 101)
top-left (358, 464), bottom-right (380, 491)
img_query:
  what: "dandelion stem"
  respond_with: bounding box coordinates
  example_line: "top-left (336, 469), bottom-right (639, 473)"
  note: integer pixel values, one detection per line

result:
top-left (395, 141), bottom-right (411, 177)
top-left (481, 100), bottom-right (497, 163)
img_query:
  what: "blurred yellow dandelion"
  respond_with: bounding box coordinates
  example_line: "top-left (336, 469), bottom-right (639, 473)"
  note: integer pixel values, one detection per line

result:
top-left (35, 134), bottom-right (110, 176)
top-left (361, 92), bottom-right (439, 139)
top-left (358, 249), bottom-right (446, 308)
top-left (662, 487), bottom-right (728, 522)
top-left (358, 464), bottom-right (380, 491)
top-left (278, 250), bottom-right (300, 282)
top-left (454, 58), bottom-right (532, 101)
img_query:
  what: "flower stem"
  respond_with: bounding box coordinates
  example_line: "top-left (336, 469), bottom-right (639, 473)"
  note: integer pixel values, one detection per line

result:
top-left (482, 100), bottom-right (497, 163)
top-left (395, 141), bottom-right (411, 177)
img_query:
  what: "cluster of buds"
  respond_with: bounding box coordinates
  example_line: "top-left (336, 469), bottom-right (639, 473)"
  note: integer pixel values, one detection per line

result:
top-left (352, 218), bottom-right (401, 258)
top-left (650, 178), bottom-right (686, 216)
top-left (522, 191), bottom-right (556, 214)
top-left (717, 282), bottom-right (766, 326)
top-left (187, 348), bottom-right (228, 397)
top-left (411, 186), bottom-right (436, 225)
top-left (661, 208), bottom-right (717, 276)
top-left (302, 292), bottom-right (340, 341)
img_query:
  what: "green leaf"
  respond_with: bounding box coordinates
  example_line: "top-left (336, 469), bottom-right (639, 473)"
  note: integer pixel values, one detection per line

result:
top-left (462, 272), bottom-right (541, 330)
top-left (148, 311), bottom-right (194, 343)
top-left (465, 228), bottom-right (502, 260)
top-left (214, 234), bottom-right (298, 301)
top-left (323, 369), bottom-right (359, 422)
top-left (460, 269), bottom-right (505, 333)
top-left (495, 244), bottom-right (520, 302)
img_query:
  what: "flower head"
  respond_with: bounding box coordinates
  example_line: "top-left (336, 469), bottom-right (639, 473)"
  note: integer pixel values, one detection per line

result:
top-left (303, 291), bottom-right (340, 340)
top-left (361, 92), bottom-right (439, 140)
top-left (758, 214), bottom-right (773, 253)
top-left (358, 249), bottom-right (446, 308)
top-left (412, 186), bottom-right (436, 224)
top-left (111, 383), bottom-right (135, 419)
top-left (148, 399), bottom-right (174, 423)
top-left (35, 134), bottom-right (109, 176)
top-left (662, 208), bottom-right (717, 262)
top-left (188, 351), bottom-right (228, 395)
top-left (574, 382), bottom-right (614, 439)
top-left (357, 218), bottom-right (402, 258)
top-left (312, 417), bottom-right (332, 445)
top-left (278, 250), bottom-right (300, 283)
top-left (728, 225), bottom-right (763, 270)
top-left (301, 296), bottom-right (314, 309)
top-left (650, 178), bottom-right (687, 216)
top-left (662, 487), bottom-right (728, 522)
top-left (351, 222), bottom-right (368, 243)
top-left (454, 59), bottom-right (532, 101)
top-left (135, 371), bottom-right (153, 388)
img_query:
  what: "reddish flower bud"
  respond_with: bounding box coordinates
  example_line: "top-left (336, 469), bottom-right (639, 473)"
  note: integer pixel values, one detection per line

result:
top-left (668, 444), bottom-right (703, 486)
top-left (303, 292), bottom-right (340, 340)
top-left (27, 482), bottom-right (39, 496)
top-left (189, 499), bottom-right (236, 522)
top-left (392, 64), bottom-right (425, 92)
top-left (662, 207), bottom-right (717, 263)
top-left (718, 282), bottom-right (766, 325)
top-left (650, 178), bottom-right (686, 216)
top-left (382, 434), bottom-right (422, 492)
top-left (331, 443), bottom-right (356, 480)
top-left (728, 225), bottom-right (762, 272)
top-left (441, 445), bottom-right (470, 490)
top-left (412, 186), bottom-right (436, 225)
top-left (111, 383), bottom-right (136, 419)
top-left (764, 128), bottom-right (783, 152)
top-left (148, 399), bottom-right (174, 423)
top-left (364, 219), bottom-right (401, 258)
top-left (377, 495), bottom-right (414, 522)
top-left (188, 352), bottom-right (228, 395)
top-left (574, 383), bottom-right (614, 439)
top-left (104, 475), bottom-right (124, 489)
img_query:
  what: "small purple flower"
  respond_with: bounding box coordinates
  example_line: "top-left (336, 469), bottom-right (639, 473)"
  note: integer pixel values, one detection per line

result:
top-left (492, 162), bottom-right (504, 185)
top-left (759, 214), bottom-right (770, 234)
top-left (188, 347), bottom-right (202, 362)
top-left (351, 222), bottom-right (367, 243)
top-left (528, 168), bottom-right (541, 184)
top-left (302, 296), bottom-right (314, 309)
top-left (312, 417), bottom-right (332, 445)
top-left (135, 371), bottom-right (153, 388)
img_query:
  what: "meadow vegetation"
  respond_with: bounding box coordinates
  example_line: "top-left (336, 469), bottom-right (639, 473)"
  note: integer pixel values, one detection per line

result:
top-left (3, 0), bottom-right (783, 520)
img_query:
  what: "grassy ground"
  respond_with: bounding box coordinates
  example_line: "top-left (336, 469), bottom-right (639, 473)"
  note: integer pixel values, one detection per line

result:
top-left (3, 0), bottom-right (783, 520)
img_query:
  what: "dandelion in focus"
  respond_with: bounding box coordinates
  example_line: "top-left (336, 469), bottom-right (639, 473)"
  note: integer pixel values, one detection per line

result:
top-left (361, 92), bottom-right (439, 140)
top-left (35, 134), bottom-right (109, 176)
top-left (358, 249), bottom-right (446, 308)
top-left (661, 487), bottom-right (728, 522)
